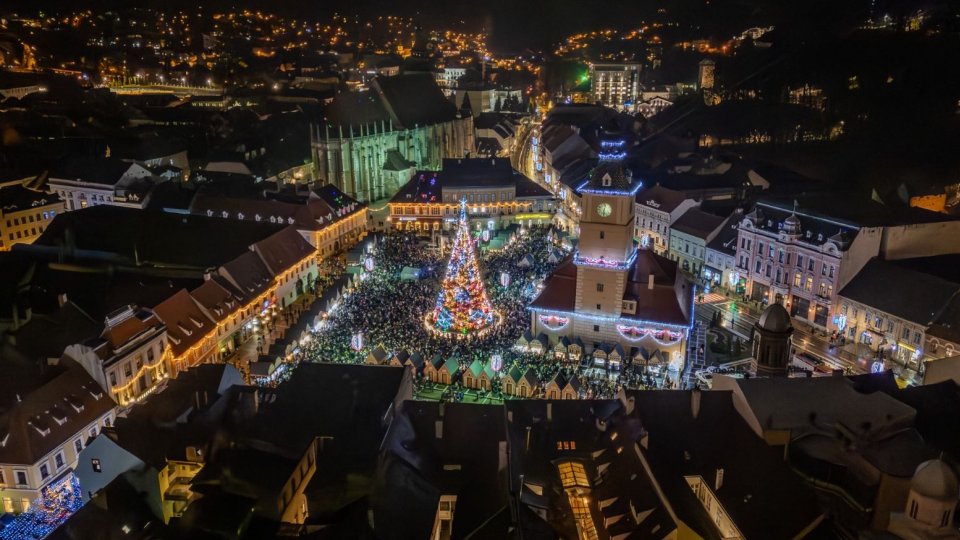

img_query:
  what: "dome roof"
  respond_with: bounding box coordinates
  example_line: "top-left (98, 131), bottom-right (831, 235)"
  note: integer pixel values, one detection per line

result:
top-left (911, 459), bottom-right (959, 500)
top-left (757, 303), bottom-right (792, 333)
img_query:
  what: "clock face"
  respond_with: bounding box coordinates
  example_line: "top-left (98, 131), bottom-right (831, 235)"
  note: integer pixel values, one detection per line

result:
top-left (596, 203), bottom-right (613, 217)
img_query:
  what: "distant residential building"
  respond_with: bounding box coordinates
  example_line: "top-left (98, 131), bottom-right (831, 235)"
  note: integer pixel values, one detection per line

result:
top-left (589, 62), bottom-right (640, 110)
top-left (698, 58), bottom-right (716, 91)
top-left (633, 185), bottom-right (699, 255)
top-left (668, 207), bottom-right (729, 277)
top-left (838, 256), bottom-right (960, 370)
top-left (636, 95), bottom-right (673, 118)
top-left (704, 211), bottom-right (743, 293)
top-left (48, 158), bottom-right (158, 211)
top-left (64, 304), bottom-right (170, 407)
top-left (0, 184), bottom-right (63, 251)
top-left (434, 66), bottom-right (467, 92)
top-left (388, 158), bottom-right (554, 235)
top-left (0, 366), bottom-right (116, 514)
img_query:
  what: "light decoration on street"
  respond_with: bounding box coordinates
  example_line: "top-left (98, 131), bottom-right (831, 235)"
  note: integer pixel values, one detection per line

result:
top-left (491, 354), bottom-right (503, 372)
top-left (500, 271), bottom-right (511, 288)
top-left (0, 473), bottom-right (83, 540)
top-left (351, 332), bottom-right (364, 351)
top-left (539, 314), bottom-right (570, 331)
top-left (425, 200), bottom-right (501, 339)
top-left (871, 361), bottom-right (885, 374)
top-left (616, 324), bottom-right (683, 344)
top-left (364, 256), bottom-right (375, 272)
top-left (482, 229), bottom-right (490, 242)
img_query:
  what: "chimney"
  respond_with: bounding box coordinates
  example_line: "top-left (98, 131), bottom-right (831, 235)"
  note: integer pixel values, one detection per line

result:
top-left (715, 468), bottom-right (725, 491)
top-left (690, 388), bottom-right (701, 419)
top-left (547, 403), bottom-right (553, 422)
top-left (647, 274), bottom-right (655, 290)
top-left (435, 419), bottom-right (444, 439)
top-left (525, 425), bottom-right (532, 452)
top-left (58, 293), bottom-right (68, 307)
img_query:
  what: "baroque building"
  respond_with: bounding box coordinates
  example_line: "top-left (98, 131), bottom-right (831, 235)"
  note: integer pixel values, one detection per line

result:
top-left (310, 74), bottom-right (474, 203)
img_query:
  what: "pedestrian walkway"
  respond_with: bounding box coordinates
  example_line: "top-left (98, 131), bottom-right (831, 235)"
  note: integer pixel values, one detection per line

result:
top-left (682, 322), bottom-right (707, 389)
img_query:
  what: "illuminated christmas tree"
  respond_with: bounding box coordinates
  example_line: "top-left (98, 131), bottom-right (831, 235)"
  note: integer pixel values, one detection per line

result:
top-left (427, 200), bottom-right (497, 336)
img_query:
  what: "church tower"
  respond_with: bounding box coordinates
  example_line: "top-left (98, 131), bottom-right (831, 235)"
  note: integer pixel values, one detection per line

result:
top-left (753, 303), bottom-right (794, 377)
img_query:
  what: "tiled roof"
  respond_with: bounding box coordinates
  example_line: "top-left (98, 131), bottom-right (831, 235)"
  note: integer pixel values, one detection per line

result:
top-left (0, 366), bottom-right (115, 465)
top-left (670, 207), bottom-right (726, 239)
top-left (152, 289), bottom-right (214, 357)
top-left (531, 251), bottom-right (692, 327)
top-left (635, 185), bottom-right (692, 213)
top-left (839, 257), bottom-right (960, 326)
top-left (0, 184), bottom-right (61, 213)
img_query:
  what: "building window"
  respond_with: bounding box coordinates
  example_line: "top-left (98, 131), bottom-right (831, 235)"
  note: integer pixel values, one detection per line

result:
top-left (74, 438), bottom-right (83, 453)
top-left (593, 325), bottom-right (600, 332)
top-left (109, 372), bottom-right (117, 387)
top-left (794, 273), bottom-right (802, 287)
top-left (778, 249), bottom-right (784, 263)
top-left (91, 459), bottom-right (102, 473)
top-left (599, 230), bottom-right (605, 239)
top-left (821, 263), bottom-right (827, 276)
top-left (797, 254), bottom-right (804, 268)
top-left (768, 245), bottom-right (774, 258)
top-left (16, 471), bottom-right (27, 486)
top-left (55, 452), bottom-right (65, 469)
top-left (123, 363), bottom-right (132, 377)
top-left (596, 303), bottom-right (602, 310)
top-left (808, 259), bottom-right (815, 272)
top-left (596, 283), bottom-right (604, 292)
top-left (805, 277), bottom-right (813, 291)
top-left (40, 463), bottom-right (49, 480)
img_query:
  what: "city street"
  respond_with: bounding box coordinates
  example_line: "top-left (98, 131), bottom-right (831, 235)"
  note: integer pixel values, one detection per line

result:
top-left (695, 296), bottom-right (868, 375)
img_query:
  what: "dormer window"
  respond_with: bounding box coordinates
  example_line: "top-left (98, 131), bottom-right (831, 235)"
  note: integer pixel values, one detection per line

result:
top-left (29, 421), bottom-right (51, 437)
top-left (87, 387), bottom-right (104, 400)
top-left (805, 230), bottom-right (812, 238)
top-left (602, 173), bottom-right (612, 187)
top-left (189, 316), bottom-right (205, 329)
top-left (178, 323), bottom-right (193, 336)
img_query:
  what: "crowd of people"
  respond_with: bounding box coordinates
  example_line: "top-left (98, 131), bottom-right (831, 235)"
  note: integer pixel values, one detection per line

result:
top-left (289, 226), bottom-right (680, 400)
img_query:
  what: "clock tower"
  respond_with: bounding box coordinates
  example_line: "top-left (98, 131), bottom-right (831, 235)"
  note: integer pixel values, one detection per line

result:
top-left (574, 140), bottom-right (641, 317)
top-left (528, 136), bottom-right (694, 377)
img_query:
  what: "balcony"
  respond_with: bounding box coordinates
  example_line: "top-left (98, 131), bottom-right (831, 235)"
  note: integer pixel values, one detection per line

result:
top-left (164, 476), bottom-right (194, 502)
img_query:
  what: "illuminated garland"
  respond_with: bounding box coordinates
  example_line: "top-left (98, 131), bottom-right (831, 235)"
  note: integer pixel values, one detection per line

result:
top-left (616, 324), bottom-right (683, 345)
top-left (426, 200), bottom-right (499, 337)
top-left (538, 314), bottom-right (570, 331)
top-left (0, 474), bottom-right (83, 540)
top-left (528, 307), bottom-right (691, 331)
top-left (572, 249), bottom-right (638, 271)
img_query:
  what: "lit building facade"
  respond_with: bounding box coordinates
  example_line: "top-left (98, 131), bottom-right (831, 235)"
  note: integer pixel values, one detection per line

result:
top-left (0, 184), bottom-right (64, 251)
top-left (0, 367), bottom-right (116, 515)
top-left (589, 63), bottom-right (640, 111)
top-left (387, 158), bottom-right (555, 235)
